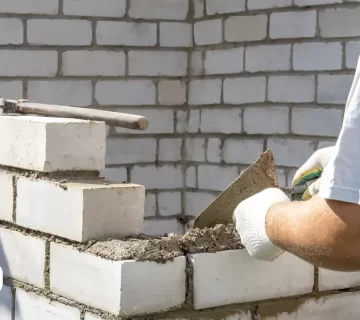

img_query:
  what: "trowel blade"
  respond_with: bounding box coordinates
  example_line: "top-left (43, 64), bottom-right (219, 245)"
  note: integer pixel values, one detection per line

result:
top-left (192, 150), bottom-right (279, 229)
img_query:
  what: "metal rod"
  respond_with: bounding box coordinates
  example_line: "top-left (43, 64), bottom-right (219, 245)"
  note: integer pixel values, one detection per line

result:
top-left (15, 101), bottom-right (149, 130)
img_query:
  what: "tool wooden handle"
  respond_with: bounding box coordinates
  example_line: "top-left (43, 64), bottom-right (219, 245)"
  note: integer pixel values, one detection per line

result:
top-left (16, 102), bottom-right (148, 130)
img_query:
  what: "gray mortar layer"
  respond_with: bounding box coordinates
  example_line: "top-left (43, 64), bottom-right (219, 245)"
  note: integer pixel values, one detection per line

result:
top-left (0, 220), bottom-right (243, 263)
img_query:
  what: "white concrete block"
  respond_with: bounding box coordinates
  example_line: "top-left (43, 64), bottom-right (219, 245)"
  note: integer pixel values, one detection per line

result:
top-left (194, 19), bottom-right (222, 45)
top-left (106, 138), bottom-right (156, 165)
top-left (267, 138), bottom-right (315, 167)
top-left (96, 21), bottom-right (157, 46)
top-left (0, 173), bottom-right (13, 222)
top-left (293, 42), bottom-right (342, 71)
top-left (50, 243), bottom-right (186, 316)
top-left (160, 22), bottom-right (192, 47)
top-left (270, 11), bottom-right (316, 39)
top-left (17, 178), bottom-right (145, 242)
top-left (62, 51), bottom-right (126, 76)
top-left (292, 108), bottom-right (342, 137)
top-left (27, 19), bottom-right (92, 45)
top-left (129, 0), bottom-right (188, 20)
top-left (186, 166), bottom-right (196, 188)
top-left (176, 110), bottom-right (200, 133)
top-left (207, 138), bottom-right (222, 163)
top-left (244, 107), bottom-right (289, 134)
top-left (0, 18), bottom-right (23, 45)
top-left (129, 51), bottom-right (187, 76)
top-left (100, 168), bottom-right (127, 183)
top-left (15, 289), bottom-right (80, 320)
top-left (193, 0), bottom-right (204, 18)
top-left (185, 192), bottom-right (216, 217)
top-left (0, 50), bottom-right (57, 77)
top-left (245, 45), bottom-right (291, 72)
top-left (204, 48), bottom-right (244, 75)
top-left (320, 8), bottom-right (360, 38)
top-left (223, 139), bottom-right (264, 165)
top-left (0, 116), bottom-right (105, 172)
top-left (63, 0), bottom-right (126, 17)
top-left (188, 79), bottom-right (222, 105)
top-left (159, 138), bottom-right (182, 161)
top-left (224, 77), bottom-right (266, 104)
top-left (248, 0), bottom-right (291, 9)
top-left (186, 138), bottom-right (206, 162)
top-left (158, 80), bottom-right (187, 106)
top-left (95, 80), bottom-right (156, 106)
top-left (0, 81), bottom-right (23, 99)
top-left (225, 15), bottom-right (267, 42)
top-left (0, 0), bottom-right (59, 14)
top-left (189, 250), bottom-right (314, 310)
top-left (0, 228), bottom-right (45, 288)
top-left (198, 165), bottom-right (238, 191)
top-left (258, 292), bottom-right (360, 319)
top-left (131, 165), bottom-right (182, 189)
top-left (200, 109), bottom-right (242, 134)
top-left (158, 192), bottom-right (182, 216)
top-left (317, 75), bottom-right (353, 104)
top-left (28, 80), bottom-right (92, 107)
top-left (144, 193), bottom-right (156, 217)
top-left (206, 0), bottom-right (245, 14)
top-left (268, 75), bottom-right (315, 103)
top-left (346, 41), bottom-right (360, 69)
top-left (190, 51), bottom-right (203, 75)
top-left (319, 268), bottom-right (360, 291)
top-left (0, 286), bottom-right (12, 320)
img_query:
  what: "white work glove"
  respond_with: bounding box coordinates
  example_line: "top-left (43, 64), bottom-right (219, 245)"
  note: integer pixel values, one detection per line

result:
top-left (292, 146), bottom-right (334, 200)
top-left (233, 188), bottom-right (290, 262)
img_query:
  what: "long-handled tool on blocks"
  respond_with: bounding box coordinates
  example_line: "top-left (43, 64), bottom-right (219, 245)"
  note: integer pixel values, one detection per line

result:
top-left (0, 99), bottom-right (148, 130)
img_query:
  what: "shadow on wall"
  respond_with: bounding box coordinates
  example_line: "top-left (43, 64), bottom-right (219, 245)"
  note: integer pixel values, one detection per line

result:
top-left (0, 241), bottom-right (17, 318)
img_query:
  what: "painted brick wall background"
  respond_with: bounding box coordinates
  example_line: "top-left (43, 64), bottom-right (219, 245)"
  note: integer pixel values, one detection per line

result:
top-left (0, 0), bottom-right (357, 234)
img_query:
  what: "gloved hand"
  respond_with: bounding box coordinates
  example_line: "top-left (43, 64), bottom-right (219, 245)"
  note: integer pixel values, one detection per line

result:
top-left (292, 146), bottom-right (335, 200)
top-left (233, 188), bottom-right (290, 262)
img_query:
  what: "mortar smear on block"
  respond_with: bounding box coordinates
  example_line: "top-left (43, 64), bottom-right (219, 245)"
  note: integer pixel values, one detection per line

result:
top-left (86, 224), bottom-right (242, 262)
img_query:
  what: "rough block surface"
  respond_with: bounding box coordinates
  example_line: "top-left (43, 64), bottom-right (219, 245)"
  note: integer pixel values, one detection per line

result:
top-left (0, 116), bottom-right (106, 172)
top-left (0, 228), bottom-right (45, 288)
top-left (189, 250), bottom-right (314, 310)
top-left (15, 289), bottom-right (81, 320)
top-left (0, 172), bottom-right (13, 222)
top-left (16, 178), bottom-right (145, 242)
top-left (50, 243), bottom-right (186, 316)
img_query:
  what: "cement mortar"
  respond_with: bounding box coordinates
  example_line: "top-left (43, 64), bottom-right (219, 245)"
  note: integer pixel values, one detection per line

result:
top-left (178, 224), bottom-right (243, 254)
top-left (87, 234), bottom-right (183, 263)
top-left (86, 224), bottom-right (242, 262)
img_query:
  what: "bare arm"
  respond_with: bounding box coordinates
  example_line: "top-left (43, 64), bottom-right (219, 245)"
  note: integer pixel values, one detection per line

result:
top-left (266, 196), bottom-right (360, 271)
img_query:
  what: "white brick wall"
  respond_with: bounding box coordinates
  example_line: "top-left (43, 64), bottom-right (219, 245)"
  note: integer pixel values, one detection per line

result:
top-left (27, 19), bottom-right (92, 45)
top-left (0, 0), bottom-right (357, 232)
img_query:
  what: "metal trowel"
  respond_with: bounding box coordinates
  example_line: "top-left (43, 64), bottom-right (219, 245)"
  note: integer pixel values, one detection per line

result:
top-left (193, 150), bottom-right (279, 229)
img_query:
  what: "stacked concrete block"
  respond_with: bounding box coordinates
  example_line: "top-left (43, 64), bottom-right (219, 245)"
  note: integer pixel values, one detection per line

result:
top-left (0, 116), bottom-right (145, 241)
top-left (0, 0), bottom-right (358, 230)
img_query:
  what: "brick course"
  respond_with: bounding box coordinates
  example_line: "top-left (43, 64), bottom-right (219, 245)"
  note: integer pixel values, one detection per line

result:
top-left (1, 0), bottom-right (357, 233)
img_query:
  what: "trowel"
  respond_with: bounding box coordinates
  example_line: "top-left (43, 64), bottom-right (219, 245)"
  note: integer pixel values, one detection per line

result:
top-left (193, 150), bottom-right (279, 229)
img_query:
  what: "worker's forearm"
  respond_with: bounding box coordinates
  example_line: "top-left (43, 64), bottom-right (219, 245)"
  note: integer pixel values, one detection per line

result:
top-left (266, 196), bottom-right (360, 271)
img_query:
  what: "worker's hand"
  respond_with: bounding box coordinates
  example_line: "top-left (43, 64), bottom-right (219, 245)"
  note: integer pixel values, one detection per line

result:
top-left (233, 188), bottom-right (290, 262)
top-left (292, 146), bottom-right (335, 200)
